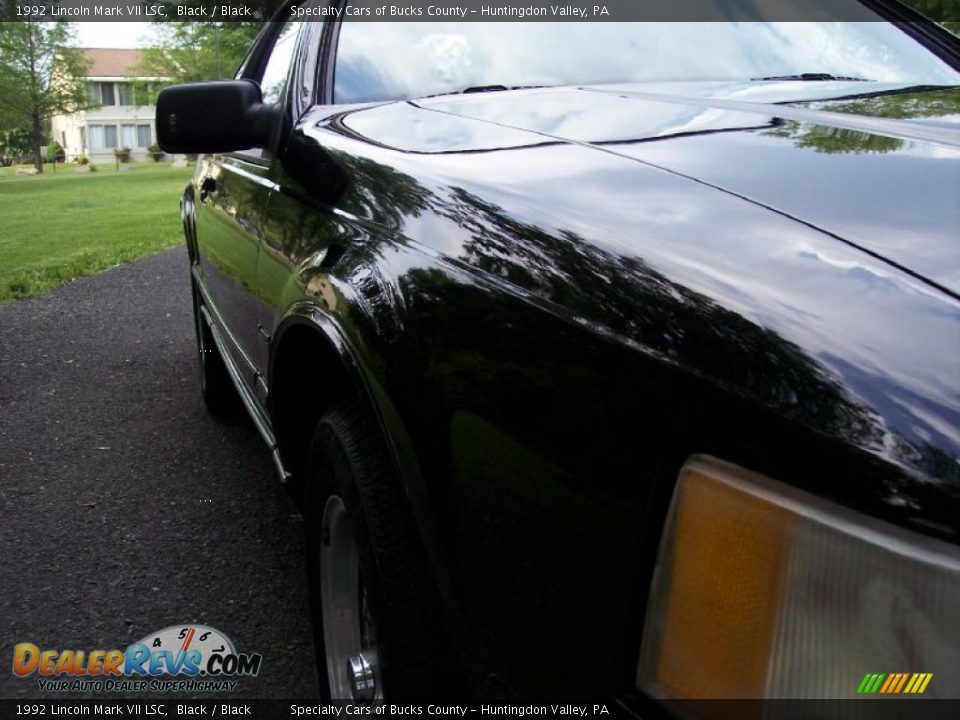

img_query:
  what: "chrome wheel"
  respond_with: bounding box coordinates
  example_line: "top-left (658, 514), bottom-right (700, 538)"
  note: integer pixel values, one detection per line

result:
top-left (320, 495), bottom-right (381, 700)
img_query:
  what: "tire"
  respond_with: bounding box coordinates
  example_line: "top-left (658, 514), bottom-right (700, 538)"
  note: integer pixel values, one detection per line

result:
top-left (190, 279), bottom-right (239, 416)
top-left (304, 400), bottom-right (461, 700)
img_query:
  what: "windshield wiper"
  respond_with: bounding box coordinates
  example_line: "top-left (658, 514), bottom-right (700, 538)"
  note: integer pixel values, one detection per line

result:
top-left (463, 84), bottom-right (510, 93)
top-left (421, 84), bottom-right (549, 99)
top-left (753, 73), bottom-right (873, 82)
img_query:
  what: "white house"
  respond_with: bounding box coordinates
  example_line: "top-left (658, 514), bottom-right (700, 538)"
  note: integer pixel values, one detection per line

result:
top-left (51, 49), bottom-right (166, 163)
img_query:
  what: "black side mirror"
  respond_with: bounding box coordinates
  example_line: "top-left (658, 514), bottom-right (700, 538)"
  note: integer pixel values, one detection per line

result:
top-left (156, 80), bottom-right (276, 154)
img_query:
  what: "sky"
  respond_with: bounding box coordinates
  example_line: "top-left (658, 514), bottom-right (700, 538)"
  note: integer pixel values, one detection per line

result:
top-left (74, 22), bottom-right (154, 48)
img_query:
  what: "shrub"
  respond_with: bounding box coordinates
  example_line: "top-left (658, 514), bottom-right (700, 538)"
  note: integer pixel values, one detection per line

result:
top-left (114, 147), bottom-right (132, 163)
top-left (46, 141), bottom-right (65, 163)
top-left (147, 144), bottom-right (165, 162)
top-left (75, 155), bottom-right (89, 165)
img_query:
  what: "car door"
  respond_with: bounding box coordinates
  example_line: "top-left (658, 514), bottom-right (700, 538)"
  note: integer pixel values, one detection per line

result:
top-left (193, 20), bottom-right (302, 398)
top-left (255, 19), bottom-right (346, 365)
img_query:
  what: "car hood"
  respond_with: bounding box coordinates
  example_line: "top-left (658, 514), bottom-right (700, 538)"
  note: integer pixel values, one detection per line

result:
top-left (311, 81), bottom-right (960, 517)
top-left (346, 80), bottom-right (960, 295)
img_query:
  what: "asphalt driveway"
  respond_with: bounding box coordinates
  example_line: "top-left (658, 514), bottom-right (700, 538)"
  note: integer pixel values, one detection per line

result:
top-left (0, 246), bottom-right (320, 699)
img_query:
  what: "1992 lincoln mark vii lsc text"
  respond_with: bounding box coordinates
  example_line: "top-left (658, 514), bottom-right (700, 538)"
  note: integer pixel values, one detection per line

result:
top-left (157, 0), bottom-right (960, 708)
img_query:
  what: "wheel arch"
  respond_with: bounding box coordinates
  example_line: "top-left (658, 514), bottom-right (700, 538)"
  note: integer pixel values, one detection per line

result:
top-left (269, 304), bottom-right (372, 495)
top-left (269, 302), bottom-right (432, 527)
top-left (268, 301), bottom-right (471, 683)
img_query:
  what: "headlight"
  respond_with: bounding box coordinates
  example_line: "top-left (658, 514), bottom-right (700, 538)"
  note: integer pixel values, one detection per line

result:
top-left (636, 456), bottom-right (959, 699)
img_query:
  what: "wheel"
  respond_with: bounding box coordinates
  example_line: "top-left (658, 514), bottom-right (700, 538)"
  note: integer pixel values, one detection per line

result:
top-left (190, 279), bottom-right (239, 415)
top-left (304, 401), bottom-right (460, 700)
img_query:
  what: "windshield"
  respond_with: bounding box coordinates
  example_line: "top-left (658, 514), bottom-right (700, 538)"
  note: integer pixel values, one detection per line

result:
top-left (334, 18), bottom-right (959, 104)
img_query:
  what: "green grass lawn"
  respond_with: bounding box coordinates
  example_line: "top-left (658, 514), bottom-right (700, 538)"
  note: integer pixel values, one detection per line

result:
top-left (0, 162), bottom-right (194, 303)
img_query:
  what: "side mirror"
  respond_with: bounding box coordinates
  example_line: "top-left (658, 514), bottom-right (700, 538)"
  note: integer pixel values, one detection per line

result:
top-left (156, 80), bottom-right (276, 154)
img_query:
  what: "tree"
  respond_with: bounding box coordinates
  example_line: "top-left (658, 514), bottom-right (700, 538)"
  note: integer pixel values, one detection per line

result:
top-left (0, 127), bottom-right (34, 165)
top-left (136, 22), bottom-right (262, 84)
top-left (901, 0), bottom-right (960, 33)
top-left (0, 21), bottom-right (90, 172)
top-left (135, 0), bottom-right (284, 83)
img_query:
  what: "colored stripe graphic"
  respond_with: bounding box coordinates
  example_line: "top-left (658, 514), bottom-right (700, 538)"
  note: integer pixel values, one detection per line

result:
top-left (857, 673), bottom-right (933, 694)
top-left (859, 673), bottom-right (885, 693)
top-left (879, 674), bottom-right (896, 693)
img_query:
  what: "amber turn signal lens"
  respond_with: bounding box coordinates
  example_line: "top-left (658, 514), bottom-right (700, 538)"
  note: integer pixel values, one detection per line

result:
top-left (649, 463), bottom-right (794, 698)
top-left (637, 456), bottom-right (960, 700)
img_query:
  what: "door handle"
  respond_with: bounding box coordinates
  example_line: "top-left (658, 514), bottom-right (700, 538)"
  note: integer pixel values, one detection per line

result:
top-left (199, 176), bottom-right (217, 202)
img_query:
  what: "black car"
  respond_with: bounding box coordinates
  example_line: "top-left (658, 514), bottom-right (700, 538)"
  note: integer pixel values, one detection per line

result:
top-left (157, 0), bottom-right (960, 705)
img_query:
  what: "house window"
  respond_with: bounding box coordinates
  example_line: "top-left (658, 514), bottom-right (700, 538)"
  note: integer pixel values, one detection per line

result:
top-left (121, 124), bottom-right (152, 148)
top-left (121, 124), bottom-right (136, 149)
top-left (89, 124), bottom-right (118, 149)
top-left (90, 82), bottom-right (116, 106)
top-left (117, 83), bottom-right (134, 106)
